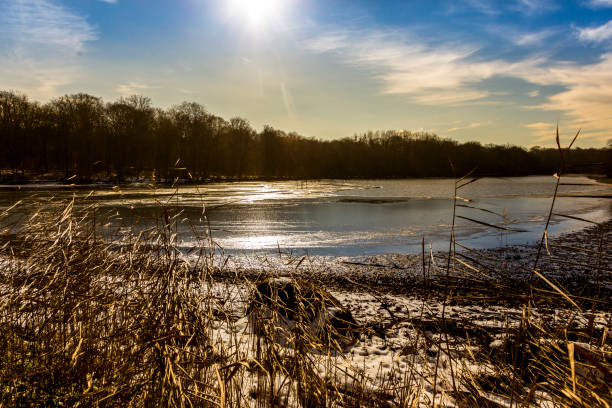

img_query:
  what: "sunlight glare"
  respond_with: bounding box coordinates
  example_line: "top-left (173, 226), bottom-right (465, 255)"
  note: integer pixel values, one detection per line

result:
top-left (225, 0), bottom-right (287, 30)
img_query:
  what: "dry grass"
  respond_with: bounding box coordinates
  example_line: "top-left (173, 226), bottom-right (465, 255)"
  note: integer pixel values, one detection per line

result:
top-left (0, 197), bottom-right (398, 407)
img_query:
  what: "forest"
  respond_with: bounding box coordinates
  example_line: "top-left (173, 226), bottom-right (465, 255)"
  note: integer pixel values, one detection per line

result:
top-left (1, 90), bottom-right (610, 182)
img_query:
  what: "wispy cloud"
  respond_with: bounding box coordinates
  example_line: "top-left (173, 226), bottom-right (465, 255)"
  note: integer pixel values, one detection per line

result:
top-left (115, 82), bottom-right (151, 95)
top-left (528, 89), bottom-right (540, 97)
top-left (515, 29), bottom-right (558, 46)
top-left (448, 121), bottom-right (492, 132)
top-left (484, 23), bottom-right (560, 48)
top-left (577, 20), bottom-right (612, 43)
top-left (304, 34), bottom-right (349, 53)
top-left (99, 0), bottom-right (118, 3)
top-left (304, 30), bottom-right (543, 105)
top-left (454, 0), bottom-right (557, 16)
top-left (586, 0), bottom-right (612, 8)
top-left (534, 53), bottom-right (612, 140)
top-left (0, 0), bottom-right (97, 53)
top-left (0, 0), bottom-right (97, 99)
top-left (523, 122), bottom-right (557, 143)
top-left (461, 0), bottom-right (501, 15)
top-left (513, 0), bottom-right (559, 15)
top-left (522, 122), bottom-right (587, 146)
top-left (305, 28), bottom-right (612, 143)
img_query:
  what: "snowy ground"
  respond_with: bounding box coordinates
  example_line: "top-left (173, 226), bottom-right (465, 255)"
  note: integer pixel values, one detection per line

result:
top-left (200, 221), bottom-right (611, 407)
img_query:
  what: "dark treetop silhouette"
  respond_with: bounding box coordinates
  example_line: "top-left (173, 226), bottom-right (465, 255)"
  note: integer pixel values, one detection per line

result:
top-left (1, 91), bottom-right (610, 182)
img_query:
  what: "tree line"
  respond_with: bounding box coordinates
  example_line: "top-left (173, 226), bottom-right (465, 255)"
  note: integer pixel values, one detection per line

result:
top-left (1, 90), bottom-right (610, 182)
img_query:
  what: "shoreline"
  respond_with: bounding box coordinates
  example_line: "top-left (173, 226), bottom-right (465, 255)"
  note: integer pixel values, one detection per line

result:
top-left (211, 219), bottom-right (612, 302)
top-left (588, 174), bottom-right (612, 185)
top-left (0, 172), bottom-right (610, 188)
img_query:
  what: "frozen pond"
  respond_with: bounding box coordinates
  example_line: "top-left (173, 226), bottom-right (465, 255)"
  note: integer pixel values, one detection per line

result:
top-left (0, 175), bottom-right (609, 256)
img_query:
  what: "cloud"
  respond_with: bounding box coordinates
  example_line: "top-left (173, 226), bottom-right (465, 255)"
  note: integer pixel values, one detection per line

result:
top-left (523, 122), bottom-right (587, 145)
top-left (304, 31), bottom-right (545, 105)
top-left (448, 121), bottom-right (491, 132)
top-left (305, 31), bottom-right (489, 104)
top-left (305, 29), bottom-right (612, 143)
top-left (515, 29), bottom-right (558, 46)
top-left (303, 33), bottom-right (349, 52)
top-left (577, 20), bottom-right (612, 43)
top-left (534, 54), bottom-right (612, 137)
top-left (453, 0), bottom-right (557, 16)
top-left (524, 122), bottom-right (557, 143)
top-left (586, 0), bottom-right (612, 8)
top-left (0, 60), bottom-right (80, 98)
top-left (0, 0), bottom-right (97, 99)
top-left (115, 82), bottom-right (151, 95)
top-left (461, 0), bottom-right (501, 15)
top-left (99, 0), bottom-right (118, 3)
top-left (0, 0), bottom-right (97, 53)
top-left (484, 23), bottom-right (559, 48)
top-left (513, 0), bottom-right (559, 14)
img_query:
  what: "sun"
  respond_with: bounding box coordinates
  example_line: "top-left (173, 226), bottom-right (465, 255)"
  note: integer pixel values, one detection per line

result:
top-left (225, 0), bottom-right (287, 30)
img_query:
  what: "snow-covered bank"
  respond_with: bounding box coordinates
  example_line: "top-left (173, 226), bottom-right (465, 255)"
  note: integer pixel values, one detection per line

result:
top-left (210, 219), bottom-right (611, 293)
top-left (201, 220), bottom-right (611, 407)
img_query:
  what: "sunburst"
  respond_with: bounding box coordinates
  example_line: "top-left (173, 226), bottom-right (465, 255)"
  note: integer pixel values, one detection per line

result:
top-left (225, 0), bottom-right (287, 30)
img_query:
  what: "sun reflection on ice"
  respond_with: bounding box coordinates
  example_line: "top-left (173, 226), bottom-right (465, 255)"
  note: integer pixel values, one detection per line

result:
top-left (241, 184), bottom-right (285, 203)
top-left (232, 234), bottom-right (286, 250)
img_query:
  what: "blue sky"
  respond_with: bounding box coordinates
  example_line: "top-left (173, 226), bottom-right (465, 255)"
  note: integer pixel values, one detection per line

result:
top-left (1, 0), bottom-right (612, 147)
